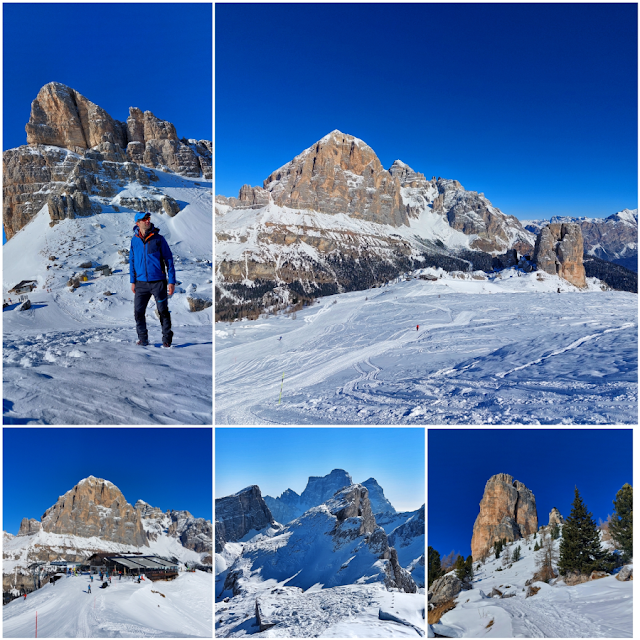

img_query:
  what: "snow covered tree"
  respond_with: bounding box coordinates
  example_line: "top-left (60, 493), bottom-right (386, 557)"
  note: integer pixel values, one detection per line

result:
top-left (609, 484), bottom-right (633, 562)
top-left (512, 545), bottom-right (521, 562)
top-left (558, 486), bottom-right (614, 576)
top-left (428, 546), bottom-right (444, 586)
top-left (493, 539), bottom-right (503, 559)
top-left (502, 545), bottom-right (511, 566)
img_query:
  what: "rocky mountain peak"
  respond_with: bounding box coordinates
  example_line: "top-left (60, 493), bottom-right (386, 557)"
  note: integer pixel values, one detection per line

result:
top-left (549, 507), bottom-right (564, 526)
top-left (361, 478), bottom-right (397, 515)
top-left (300, 469), bottom-right (353, 507)
top-left (388, 159), bottom-right (429, 188)
top-left (471, 473), bottom-right (538, 560)
top-left (39, 476), bottom-right (147, 547)
top-left (215, 485), bottom-right (275, 553)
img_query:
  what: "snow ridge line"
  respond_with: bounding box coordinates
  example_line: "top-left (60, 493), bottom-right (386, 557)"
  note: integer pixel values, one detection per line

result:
top-left (496, 322), bottom-right (635, 379)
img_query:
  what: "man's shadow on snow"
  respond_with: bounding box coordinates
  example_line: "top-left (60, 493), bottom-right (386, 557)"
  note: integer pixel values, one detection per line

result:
top-left (171, 341), bottom-right (213, 349)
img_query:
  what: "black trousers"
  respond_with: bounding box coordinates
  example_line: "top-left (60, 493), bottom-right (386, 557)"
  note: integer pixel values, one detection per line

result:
top-left (134, 280), bottom-right (173, 344)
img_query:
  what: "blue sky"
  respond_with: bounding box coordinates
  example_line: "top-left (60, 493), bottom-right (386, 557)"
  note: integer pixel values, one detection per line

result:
top-left (428, 429), bottom-right (633, 560)
top-left (216, 3), bottom-right (637, 220)
top-left (215, 428), bottom-right (425, 512)
top-left (3, 428), bottom-right (212, 534)
top-left (3, 3), bottom-right (212, 152)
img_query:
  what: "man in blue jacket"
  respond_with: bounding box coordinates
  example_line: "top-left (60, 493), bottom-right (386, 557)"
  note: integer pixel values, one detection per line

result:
top-left (130, 212), bottom-right (176, 347)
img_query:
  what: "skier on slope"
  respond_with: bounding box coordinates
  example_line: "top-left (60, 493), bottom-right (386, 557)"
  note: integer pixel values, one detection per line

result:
top-left (417, 324), bottom-right (419, 331)
top-left (130, 212), bottom-right (176, 348)
top-left (88, 583), bottom-right (91, 594)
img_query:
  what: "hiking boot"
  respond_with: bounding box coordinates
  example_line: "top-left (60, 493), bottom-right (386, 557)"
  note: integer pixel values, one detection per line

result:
top-left (136, 339), bottom-right (149, 346)
top-left (161, 341), bottom-right (172, 349)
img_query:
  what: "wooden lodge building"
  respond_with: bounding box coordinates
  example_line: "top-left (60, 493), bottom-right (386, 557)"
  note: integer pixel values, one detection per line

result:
top-left (85, 553), bottom-right (179, 581)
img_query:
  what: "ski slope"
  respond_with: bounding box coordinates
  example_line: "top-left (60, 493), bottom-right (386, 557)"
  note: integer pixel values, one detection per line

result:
top-left (3, 170), bottom-right (213, 424)
top-left (215, 269), bottom-right (637, 424)
top-left (430, 533), bottom-right (632, 638)
top-left (3, 570), bottom-right (212, 638)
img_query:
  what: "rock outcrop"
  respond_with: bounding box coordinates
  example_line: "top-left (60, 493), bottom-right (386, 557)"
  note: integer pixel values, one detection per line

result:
top-left (428, 573), bottom-right (468, 606)
top-left (548, 507), bottom-right (564, 527)
top-left (3, 82), bottom-right (211, 239)
top-left (40, 476), bottom-right (148, 547)
top-left (326, 484), bottom-right (377, 543)
top-left (533, 223), bottom-right (587, 287)
top-left (17, 518), bottom-right (42, 536)
top-left (471, 473), bottom-right (538, 560)
top-left (263, 489), bottom-right (303, 525)
top-left (215, 485), bottom-right (275, 552)
top-left (361, 478), bottom-right (397, 515)
top-left (167, 510), bottom-right (212, 554)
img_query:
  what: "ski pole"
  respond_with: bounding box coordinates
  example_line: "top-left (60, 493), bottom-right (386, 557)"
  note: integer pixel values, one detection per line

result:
top-left (278, 372), bottom-right (285, 404)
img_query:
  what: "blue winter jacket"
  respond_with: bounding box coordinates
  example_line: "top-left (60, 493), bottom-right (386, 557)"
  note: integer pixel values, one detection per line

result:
top-left (130, 224), bottom-right (176, 284)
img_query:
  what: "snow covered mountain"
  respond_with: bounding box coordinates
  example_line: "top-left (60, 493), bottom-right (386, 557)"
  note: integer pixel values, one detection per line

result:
top-left (429, 529), bottom-right (632, 637)
top-left (216, 482), bottom-right (425, 637)
top-left (3, 477), bottom-right (212, 598)
top-left (215, 130), bottom-right (535, 321)
top-left (524, 209), bottom-right (638, 272)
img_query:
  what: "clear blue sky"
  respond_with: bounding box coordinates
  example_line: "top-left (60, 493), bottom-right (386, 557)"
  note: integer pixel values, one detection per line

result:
top-left (215, 428), bottom-right (425, 512)
top-left (216, 3), bottom-right (637, 219)
top-left (3, 3), bottom-right (212, 152)
top-left (428, 429), bottom-right (633, 560)
top-left (3, 428), bottom-right (212, 534)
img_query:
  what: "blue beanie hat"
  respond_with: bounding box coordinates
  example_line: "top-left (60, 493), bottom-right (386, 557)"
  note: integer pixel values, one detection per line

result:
top-left (134, 212), bottom-right (151, 222)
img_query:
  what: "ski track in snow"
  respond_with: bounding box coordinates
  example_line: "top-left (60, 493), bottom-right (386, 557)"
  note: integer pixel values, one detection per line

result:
top-left (216, 280), bottom-right (637, 424)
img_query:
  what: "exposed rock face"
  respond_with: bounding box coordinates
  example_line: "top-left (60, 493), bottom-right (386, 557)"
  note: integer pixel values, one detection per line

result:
top-left (361, 478), bottom-right (397, 515)
top-left (388, 504), bottom-right (425, 551)
top-left (263, 489), bottom-right (303, 525)
top-left (327, 484), bottom-right (377, 543)
top-left (533, 223), bottom-right (587, 287)
top-left (549, 508), bottom-right (564, 527)
top-left (471, 473), bottom-right (538, 560)
top-left (3, 82), bottom-right (211, 239)
top-left (215, 485), bottom-right (275, 552)
top-left (40, 476), bottom-right (147, 547)
top-left (428, 573), bottom-right (467, 605)
top-left (17, 519), bottom-right (42, 536)
top-left (262, 130), bottom-right (408, 227)
top-left (167, 510), bottom-right (212, 554)
top-left (384, 547), bottom-right (418, 593)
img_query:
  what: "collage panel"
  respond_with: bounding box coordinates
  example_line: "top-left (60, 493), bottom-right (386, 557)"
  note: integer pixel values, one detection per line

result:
top-left (215, 2), bottom-right (637, 427)
top-left (3, 3), bottom-right (213, 425)
top-left (427, 428), bottom-right (633, 638)
top-left (215, 427), bottom-right (426, 636)
top-left (2, 427), bottom-right (213, 637)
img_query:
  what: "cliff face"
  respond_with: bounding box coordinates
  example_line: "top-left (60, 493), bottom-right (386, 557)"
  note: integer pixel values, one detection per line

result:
top-left (471, 473), bottom-right (538, 560)
top-left (3, 81), bottom-right (211, 239)
top-left (40, 476), bottom-right (148, 547)
top-left (215, 485), bottom-right (275, 552)
top-left (533, 223), bottom-right (587, 288)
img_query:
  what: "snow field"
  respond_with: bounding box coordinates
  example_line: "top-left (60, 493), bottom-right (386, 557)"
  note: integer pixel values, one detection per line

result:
top-left (2, 570), bottom-right (212, 638)
top-left (430, 533), bottom-right (632, 638)
top-left (215, 272), bottom-right (637, 424)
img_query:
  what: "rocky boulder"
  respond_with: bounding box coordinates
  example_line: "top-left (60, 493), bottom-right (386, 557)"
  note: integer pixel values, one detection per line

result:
top-left (563, 571), bottom-right (590, 586)
top-left (187, 296), bottom-right (212, 312)
top-left (471, 473), bottom-right (538, 560)
top-left (215, 485), bottom-right (275, 552)
top-left (40, 476), bottom-right (147, 547)
top-left (161, 195), bottom-right (180, 217)
top-left (428, 573), bottom-right (467, 606)
top-left (533, 223), bottom-right (587, 287)
top-left (616, 565), bottom-right (633, 581)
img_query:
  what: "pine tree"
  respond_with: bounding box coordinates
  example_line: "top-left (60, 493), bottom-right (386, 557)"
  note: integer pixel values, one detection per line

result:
top-left (559, 486), bottom-right (614, 576)
top-left (534, 540), bottom-right (540, 551)
top-left (464, 555), bottom-right (474, 582)
top-left (455, 554), bottom-right (466, 581)
top-left (502, 545), bottom-right (511, 566)
top-left (609, 484), bottom-right (633, 562)
top-left (428, 546), bottom-right (444, 586)
top-left (494, 539), bottom-right (503, 559)
top-left (551, 523), bottom-right (560, 540)
top-left (512, 545), bottom-right (521, 562)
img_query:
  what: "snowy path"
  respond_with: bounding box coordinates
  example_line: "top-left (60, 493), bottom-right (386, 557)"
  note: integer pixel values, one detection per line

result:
top-left (3, 572), bottom-right (212, 637)
top-left (215, 280), bottom-right (637, 424)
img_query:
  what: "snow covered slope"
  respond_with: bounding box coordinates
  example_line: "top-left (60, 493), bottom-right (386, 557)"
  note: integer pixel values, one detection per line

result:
top-left (215, 269), bottom-right (637, 424)
top-left (430, 533), bottom-right (632, 638)
top-left (3, 569), bottom-right (212, 638)
top-left (3, 169), bottom-right (212, 424)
